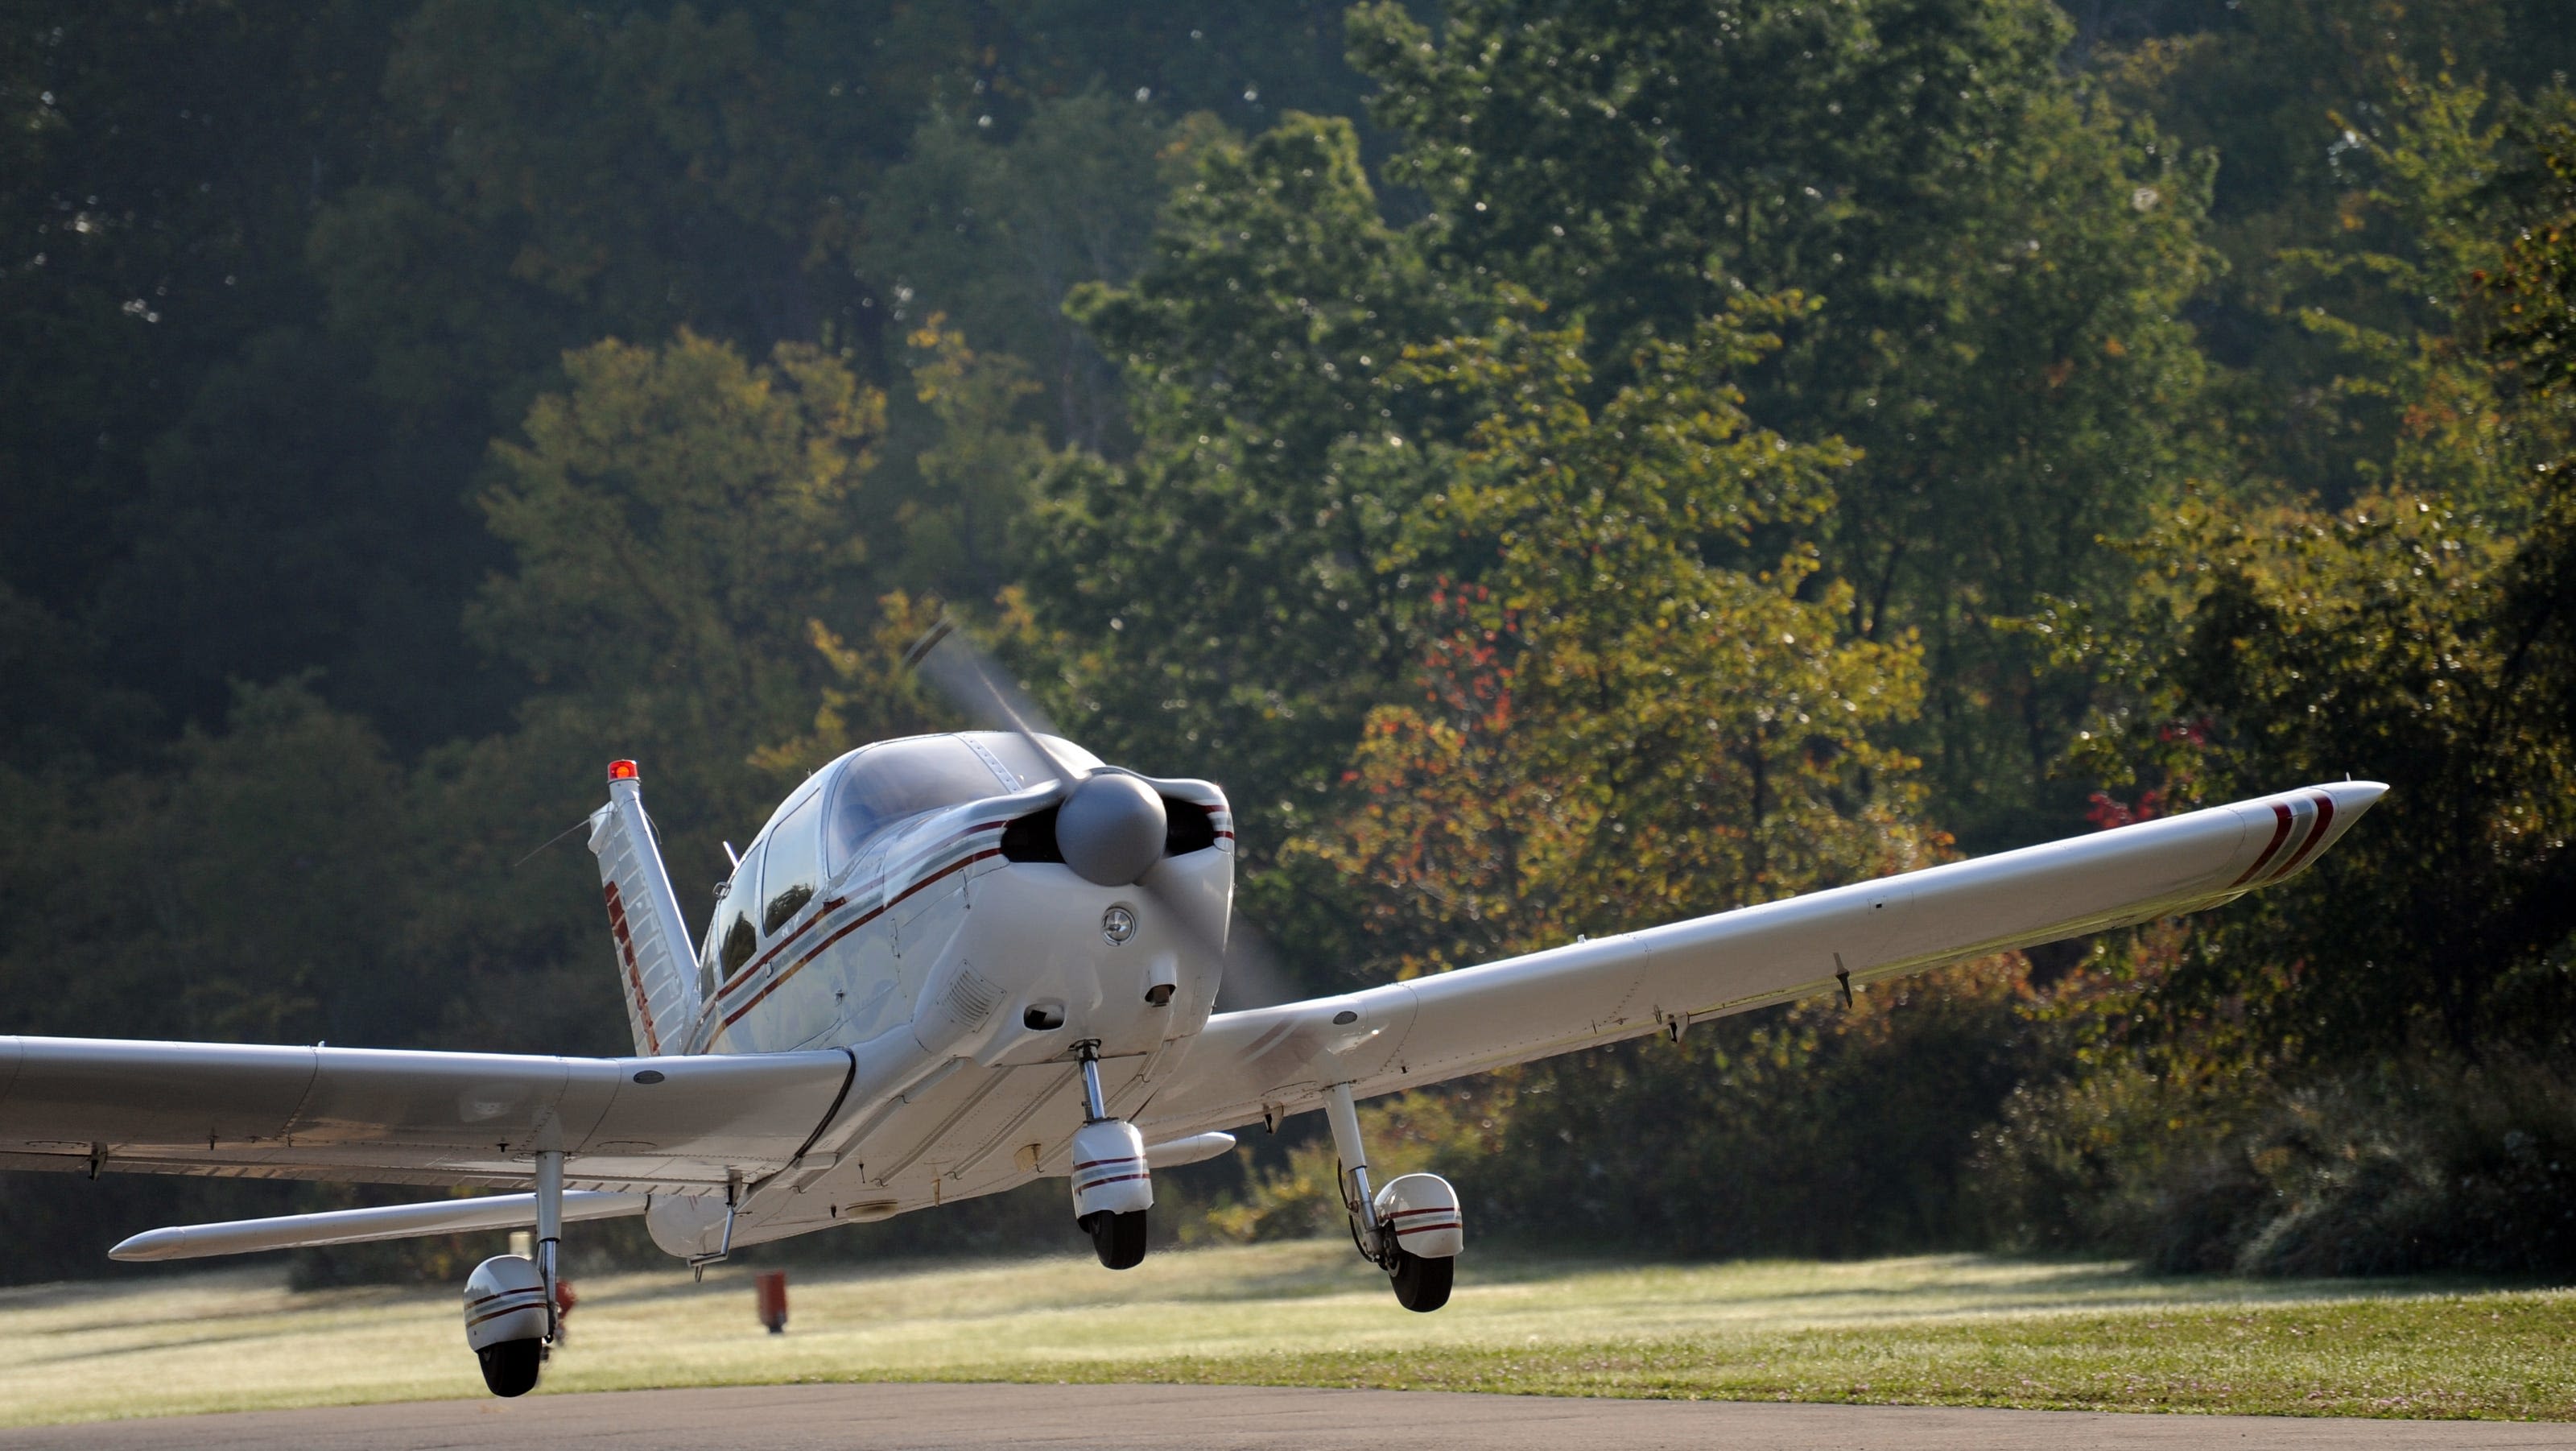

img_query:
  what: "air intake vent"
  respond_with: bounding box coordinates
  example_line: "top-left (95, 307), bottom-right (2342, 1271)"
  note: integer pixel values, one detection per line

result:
top-left (1001, 806), bottom-right (1064, 864)
top-left (1163, 800), bottom-right (1217, 856)
top-left (941, 967), bottom-right (1004, 1026)
top-left (1000, 797), bottom-right (1217, 863)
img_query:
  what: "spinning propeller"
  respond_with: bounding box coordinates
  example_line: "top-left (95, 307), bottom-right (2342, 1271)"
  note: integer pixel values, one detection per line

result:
top-left (903, 620), bottom-right (1294, 1009)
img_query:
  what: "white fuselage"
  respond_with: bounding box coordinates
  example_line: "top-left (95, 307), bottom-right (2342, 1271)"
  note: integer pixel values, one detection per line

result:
top-left (642, 735), bottom-right (1236, 1258)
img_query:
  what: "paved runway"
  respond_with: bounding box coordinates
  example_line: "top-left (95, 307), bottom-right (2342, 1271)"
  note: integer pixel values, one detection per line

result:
top-left (8, 1383), bottom-right (2574, 1450)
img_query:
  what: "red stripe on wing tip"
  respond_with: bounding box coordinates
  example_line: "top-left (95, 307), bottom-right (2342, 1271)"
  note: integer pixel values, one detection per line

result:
top-left (2266, 791), bottom-right (2339, 883)
top-left (2229, 801), bottom-right (2297, 887)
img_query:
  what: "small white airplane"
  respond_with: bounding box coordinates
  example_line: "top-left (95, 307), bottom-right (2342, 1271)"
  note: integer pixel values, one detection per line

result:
top-left (0, 629), bottom-right (2383, 1397)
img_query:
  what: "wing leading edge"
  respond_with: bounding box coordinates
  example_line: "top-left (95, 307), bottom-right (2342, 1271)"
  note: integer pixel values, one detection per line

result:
top-left (1136, 781), bottom-right (2385, 1140)
top-left (0, 1039), bottom-right (853, 1193)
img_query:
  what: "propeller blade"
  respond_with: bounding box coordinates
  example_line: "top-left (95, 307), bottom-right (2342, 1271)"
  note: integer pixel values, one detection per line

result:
top-left (1208, 907), bottom-right (1298, 1011)
top-left (903, 618), bottom-right (1081, 787)
top-left (1134, 869), bottom-right (1298, 1011)
top-left (907, 617), bottom-right (1299, 1010)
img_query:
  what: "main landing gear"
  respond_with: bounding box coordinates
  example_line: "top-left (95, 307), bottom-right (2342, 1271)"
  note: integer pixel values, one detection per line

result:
top-left (1070, 1042), bottom-right (1152, 1270)
top-left (1323, 1081), bottom-right (1464, 1313)
top-left (461, 1149), bottom-right (567, 1397)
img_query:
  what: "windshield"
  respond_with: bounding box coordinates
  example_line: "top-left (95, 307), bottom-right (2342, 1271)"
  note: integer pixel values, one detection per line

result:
top-left (823, 736), bottom-right (1015, 872)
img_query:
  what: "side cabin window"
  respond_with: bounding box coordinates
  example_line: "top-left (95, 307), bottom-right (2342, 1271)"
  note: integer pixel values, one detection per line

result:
top-left (761, 790), bottom-right (824, 935)
top-left (824, 736), bottom-right (1019, 874)
top-left (715, 840), bottom-right (762, 984)
top-left (698, 888), bottom-right (728, 1000)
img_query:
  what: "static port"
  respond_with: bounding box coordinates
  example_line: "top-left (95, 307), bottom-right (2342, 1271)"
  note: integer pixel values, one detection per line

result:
top-left (1023, 1003), bottom-right (1066, 1031)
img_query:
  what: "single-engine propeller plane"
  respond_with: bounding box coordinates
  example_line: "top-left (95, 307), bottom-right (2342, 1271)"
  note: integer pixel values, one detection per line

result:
top-left (0, 626), bottom-right (2383, 1396)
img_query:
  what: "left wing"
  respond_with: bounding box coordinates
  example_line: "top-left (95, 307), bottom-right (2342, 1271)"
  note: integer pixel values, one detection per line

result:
top-left (0, 1040), bottom-right (852, 1192)
top-left (1134, 782), bottom-right (2384, 1141)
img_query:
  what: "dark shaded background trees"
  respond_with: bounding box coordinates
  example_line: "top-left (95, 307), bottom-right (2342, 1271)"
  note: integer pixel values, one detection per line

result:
top-left (4, 0), bottom-right (2573, 1284)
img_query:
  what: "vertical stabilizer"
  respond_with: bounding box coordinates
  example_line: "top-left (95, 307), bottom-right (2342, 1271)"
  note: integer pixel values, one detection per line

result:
top-left (587, 761), bottom-right (702, 1056)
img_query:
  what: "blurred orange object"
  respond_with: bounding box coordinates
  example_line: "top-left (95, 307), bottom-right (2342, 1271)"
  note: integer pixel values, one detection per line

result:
top-left (755, 1269), bottom-right (788, 1334)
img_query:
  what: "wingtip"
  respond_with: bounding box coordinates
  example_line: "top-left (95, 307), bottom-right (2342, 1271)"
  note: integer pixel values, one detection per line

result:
top-left (107, 1229), bottom-right (176, 1263)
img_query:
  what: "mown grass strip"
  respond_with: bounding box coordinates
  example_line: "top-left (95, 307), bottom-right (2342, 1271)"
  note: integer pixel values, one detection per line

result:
top-left (6, 1244), bottom-right (2569, 1426)
top-left (876, 1294), bottom-right (2574, 1420)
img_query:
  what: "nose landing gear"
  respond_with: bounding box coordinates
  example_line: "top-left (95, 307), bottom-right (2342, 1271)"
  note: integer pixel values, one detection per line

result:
top-left (1323, 1081), bottom-right (1464, 1313)
top-left (1069, 1042), bottom-right (1152, 1269)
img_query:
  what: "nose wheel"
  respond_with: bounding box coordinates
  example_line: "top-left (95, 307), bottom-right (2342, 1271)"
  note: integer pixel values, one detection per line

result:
top-left (1080, 1208), bottom-right (1150, 1269)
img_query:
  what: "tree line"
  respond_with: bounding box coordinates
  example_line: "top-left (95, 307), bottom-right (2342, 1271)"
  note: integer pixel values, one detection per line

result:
top-left (2, 0), bottom-right (2574, 1283)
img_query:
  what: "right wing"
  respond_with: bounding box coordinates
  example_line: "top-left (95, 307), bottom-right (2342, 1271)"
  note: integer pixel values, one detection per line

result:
top-left (0, 1039), bottom-right (852, 1193)
top-left (1135, 782), bottom-right (2384, 1139)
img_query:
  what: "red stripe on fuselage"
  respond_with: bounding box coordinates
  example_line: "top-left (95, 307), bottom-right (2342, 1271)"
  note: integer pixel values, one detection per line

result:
top-left (711, 819), bottom-right (1013, 1002)
top-left (718, 847), bottom-right (1004, 1031)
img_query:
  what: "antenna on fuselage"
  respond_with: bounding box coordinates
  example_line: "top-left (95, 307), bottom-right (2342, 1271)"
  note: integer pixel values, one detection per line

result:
top-left (510, 816), bottom-right (598, 870)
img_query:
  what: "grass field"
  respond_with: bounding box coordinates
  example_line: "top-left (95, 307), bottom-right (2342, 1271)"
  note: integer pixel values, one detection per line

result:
top-left (4, 1241), bottom-right (2571, 1427)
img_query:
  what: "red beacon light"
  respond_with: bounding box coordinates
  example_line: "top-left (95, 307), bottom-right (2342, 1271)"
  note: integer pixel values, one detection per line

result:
top-left (607, 760), bottom-right (640, 782)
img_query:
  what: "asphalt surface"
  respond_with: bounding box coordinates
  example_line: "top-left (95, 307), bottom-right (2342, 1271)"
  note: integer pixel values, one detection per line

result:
top-left (8, 1384), bottom-right (2574, 1450)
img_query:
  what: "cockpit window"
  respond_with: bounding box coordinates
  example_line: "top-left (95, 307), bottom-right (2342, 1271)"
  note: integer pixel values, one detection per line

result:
top-left (761, 791), bottom-right (824, 934)
top-left (824, 736), bottom-right (1015, 872)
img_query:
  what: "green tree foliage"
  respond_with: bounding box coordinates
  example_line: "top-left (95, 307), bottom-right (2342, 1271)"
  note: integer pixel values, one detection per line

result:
top-left (2091, 1), bottom-right (2576, 506)
top-left (2064, 490), bottom-right (2569, 1060)
top-left (1292, 306), bottom-right (1922, 974)
top-left (859, 95), bottom-right (1223, 451)
top-left (1262, 303), bottom-right (2000, 1252)
top-left (460, 331), bottom-right (888, 901)
top-left (2055, 92), bottom-right (2576, 1065)
top-left (1955, 86), bottom-right (2576, 1282)
top-left (1348, 0), bottom-right (2222, 848)
top-left (0, 3), bottom-right (394, 617)
top-left (372, 0), bottom-right (968, 352)
top-left (0, 682), bottom-right (411, 1046)
top-left (878, 320), bottom-right (1053, 605)
top-left (1490, 959), bottom-right (2039, 1257)
top-left (2260, 72), bottom-right (2532, 512)
top-left (1030, 114), bottom-right (1475, 825)
top-left (10, 0), bottom-right (2576, 1287)
top-left (0, 6), bottom-right (485, 741)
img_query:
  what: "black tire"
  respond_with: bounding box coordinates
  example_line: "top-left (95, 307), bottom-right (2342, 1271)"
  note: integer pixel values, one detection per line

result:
top-left (477, 1337), bottom-right (544, 1397)
top-left (1080, 1208), bottom-right (1150, 1270)
top-left (1389, 1249), bottom-right (1453, 1313)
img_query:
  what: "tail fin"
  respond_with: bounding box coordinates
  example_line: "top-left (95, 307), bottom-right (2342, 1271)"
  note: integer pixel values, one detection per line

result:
top-left (586, 760), bottom-right (703, 1056)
